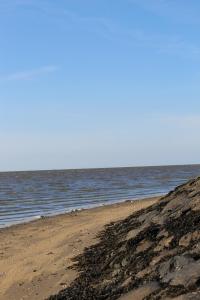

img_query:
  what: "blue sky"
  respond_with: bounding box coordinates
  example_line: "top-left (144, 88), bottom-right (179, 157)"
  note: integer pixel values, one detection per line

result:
top-left (0, 0), bottom-right (200, 171)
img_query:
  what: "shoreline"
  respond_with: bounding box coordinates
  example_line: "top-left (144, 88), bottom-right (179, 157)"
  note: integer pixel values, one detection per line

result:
top-left (0, 194), bottom-right (162, 230)
top-left (0, 196), bottom-right (160, 300)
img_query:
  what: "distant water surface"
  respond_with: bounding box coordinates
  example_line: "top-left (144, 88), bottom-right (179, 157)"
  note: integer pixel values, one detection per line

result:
top-left (0, 165), bottom-right (200, 228)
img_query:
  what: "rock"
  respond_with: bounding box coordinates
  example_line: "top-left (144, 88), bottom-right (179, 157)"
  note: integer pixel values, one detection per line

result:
top-left (121, 258), bottom-right (128, 267)
top-left (121, 277), bottom-right (132, 288)
top-left (170, 291), bottom-right (200, 299)
top-left (136, 267), bottom-right (152, 279)
top-left (150, 249), bottom-right (178, 266)
top-left (154, 236), bottom-right (174, 252)
top-left (159, 255), bottom-right (193, 280)
top-left (125, 228), bottom-right (141, 241)
top-left (170, 262), bottom-right (200, 288)
top-left (112, 268), bottom-right (120, 277)
top-left (138, 210), bottom-right (158, 224)
top-left (179, 231), bottom-right (200, 247)
top-left (119, 282), bottom-right (160, 300)
top-left (135, 239), bottom-right (153, 253)
top-left (159, 255), bottom-right (200, 288)
top-left (48, 177), bottom-right (200, 300)
top-left (156, 229), bottom-right (169, 239)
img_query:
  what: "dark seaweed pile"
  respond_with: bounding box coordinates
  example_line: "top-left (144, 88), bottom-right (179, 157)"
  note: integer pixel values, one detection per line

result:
top-left (48, 177), bottom-right (200, 300)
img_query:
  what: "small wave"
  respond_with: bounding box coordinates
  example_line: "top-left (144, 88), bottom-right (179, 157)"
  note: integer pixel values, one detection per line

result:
top-left (0, 165), bottom-right (200, 228)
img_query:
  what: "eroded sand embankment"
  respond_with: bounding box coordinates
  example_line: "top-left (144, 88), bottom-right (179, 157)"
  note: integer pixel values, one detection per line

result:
top-left (0, 197), bottom-right (158, 300)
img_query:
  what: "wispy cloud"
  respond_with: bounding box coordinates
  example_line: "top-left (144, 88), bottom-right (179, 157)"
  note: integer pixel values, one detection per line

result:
top-left (128, 0), bottom-right (200, 25)
top-left (126, 29), bottom-right (200, 59)
top-left (0, 0), bottom-right (34, 13)
top-left (27, 2), bottom-right (116, 40)
top-left (30, 1), bottom-right (200, 60)
top-left (0, 0), bottom-right (116, 40)
top-left (0, 65), bottom-right (58, 82)
top-left (2, 0), bottom-right (200, 60)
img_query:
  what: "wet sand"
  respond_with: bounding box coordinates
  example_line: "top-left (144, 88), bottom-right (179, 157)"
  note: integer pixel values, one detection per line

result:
top-left (0, 197), bottom-right (159, 300)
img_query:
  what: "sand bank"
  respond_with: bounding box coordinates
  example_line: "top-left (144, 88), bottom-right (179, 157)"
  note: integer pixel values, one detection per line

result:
top-left (0, 197), bottom-right (159, 300)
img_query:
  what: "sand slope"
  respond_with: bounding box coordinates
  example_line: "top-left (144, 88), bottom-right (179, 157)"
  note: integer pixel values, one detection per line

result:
top-left (0, 198), bottom-right (158, 300)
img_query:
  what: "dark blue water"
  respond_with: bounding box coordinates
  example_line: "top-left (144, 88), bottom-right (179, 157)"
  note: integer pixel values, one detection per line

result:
top-left (0, 165), bottom-right (200, 228)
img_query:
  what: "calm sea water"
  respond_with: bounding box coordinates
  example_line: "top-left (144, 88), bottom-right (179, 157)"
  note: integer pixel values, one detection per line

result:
top-left (0, 165), bottom-right (200, 228)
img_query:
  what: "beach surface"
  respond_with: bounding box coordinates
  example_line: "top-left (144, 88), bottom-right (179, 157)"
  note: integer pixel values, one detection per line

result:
top-left (0, 197), bottom-right (159, 300)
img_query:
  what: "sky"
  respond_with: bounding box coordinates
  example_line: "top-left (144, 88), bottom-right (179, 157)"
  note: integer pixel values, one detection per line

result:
top-left (0, 0), bottom-right (200, 171)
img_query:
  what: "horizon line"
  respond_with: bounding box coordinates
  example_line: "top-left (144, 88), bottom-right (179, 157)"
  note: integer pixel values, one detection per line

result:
top-left (1, 163), bottom-right (200, 173)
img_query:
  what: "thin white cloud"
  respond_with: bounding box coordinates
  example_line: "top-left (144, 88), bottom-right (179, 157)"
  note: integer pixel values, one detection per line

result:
top-left (0, 65), bottom-right (58, 82)
top-left (128, 30), bottom-right (200, 59)
top-left (0, 0), bottom-right (116, 41)
top-left (33, 2), bottom-right (200, 60)
top-left (0, 0), bottom-right (34, 13)
top-left (2, 0), bottom-right (200, 60)
top-left (128, 0), bottom-right (200, 25)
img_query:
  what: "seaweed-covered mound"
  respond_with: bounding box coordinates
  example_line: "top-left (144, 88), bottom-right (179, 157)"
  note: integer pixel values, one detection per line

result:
top-left (48, 177), bottom-right (200, 300)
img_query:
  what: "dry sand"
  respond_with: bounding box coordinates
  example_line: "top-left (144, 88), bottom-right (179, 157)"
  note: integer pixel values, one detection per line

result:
top-left (0, 197), bottom-right (159, 300)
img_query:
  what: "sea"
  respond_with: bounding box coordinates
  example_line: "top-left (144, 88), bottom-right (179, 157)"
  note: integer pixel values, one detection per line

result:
top-left (0, 164), bottom-right (200, 228)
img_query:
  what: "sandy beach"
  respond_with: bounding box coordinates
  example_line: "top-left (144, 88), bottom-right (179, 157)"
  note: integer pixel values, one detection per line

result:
top-left (0, 197), bottom-right (159, 300)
